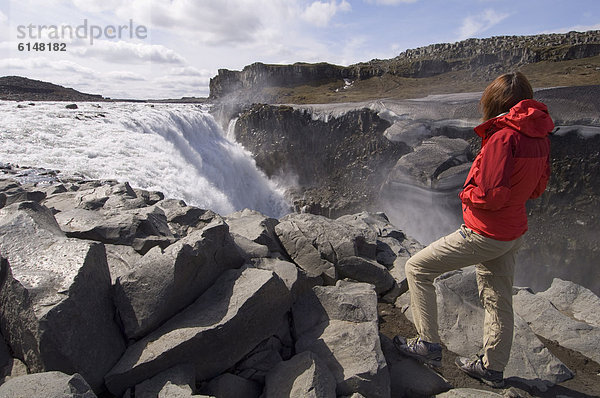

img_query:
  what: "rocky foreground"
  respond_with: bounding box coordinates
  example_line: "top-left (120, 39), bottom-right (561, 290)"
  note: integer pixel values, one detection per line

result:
top-left (0, 165), bottom-right (599, 398)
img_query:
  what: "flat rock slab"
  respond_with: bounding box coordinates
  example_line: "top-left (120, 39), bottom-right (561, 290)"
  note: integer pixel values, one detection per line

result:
top-left (0, 202), bottom-right (125, 391)
top-left (105, 244), bottom-right (142, 284)
top-left (0, 371), bottom-right (96, 398)
top-left (135, 364), bottom-right (196, 398)
top-left (225, 209), bottom-right (282, 254)
top-left (263, 351), bottom-right (336, 398)
top-left (293, 281), bottom-right (390, 398)
top-left (539, 278), bottom-right (600, 328)
top-left (231, 233), bottom-right (270, 260)
top-left (336, 212), bottom-right (405, 243)
top-left (275, 213), bottom-right (377, 283)
top-left (397, 267), bottom-right (573, 391)
top-left (157, 199), bottom-right (217, 238)
top-left (336, 256), bottom-right (395, 294)
top-left (54, 205), bottom-right (174, 253)
top-left (105, 267), bottom-right (291, 396)
top-left (514, 286), bottom-right (600, 364)
top-left (113, 218), bottom-right (244, 339)
top-left (252, 258), bottom-right (303, 299)
top-left (336, 212), bottom-right (423, 268)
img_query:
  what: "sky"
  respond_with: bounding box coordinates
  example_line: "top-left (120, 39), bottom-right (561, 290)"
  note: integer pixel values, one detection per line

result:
top-left (0, 0), bottom-right (598, 99)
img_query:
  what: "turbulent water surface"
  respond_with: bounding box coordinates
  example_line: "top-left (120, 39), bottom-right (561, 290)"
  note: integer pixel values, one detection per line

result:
top-left (0, 101), bottom-right (291, 218)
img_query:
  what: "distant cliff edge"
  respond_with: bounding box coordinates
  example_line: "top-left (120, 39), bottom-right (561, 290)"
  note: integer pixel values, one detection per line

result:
top-left (0, 76), bottom-right (107, 102)
top-left (209, 30), bottom-right (600, 103)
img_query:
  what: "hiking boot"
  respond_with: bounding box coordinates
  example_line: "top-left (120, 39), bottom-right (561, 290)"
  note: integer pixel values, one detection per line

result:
top-left (393, 335), bottom-right (442, 367)
top-left (455, 355), bottom-right (505, 388)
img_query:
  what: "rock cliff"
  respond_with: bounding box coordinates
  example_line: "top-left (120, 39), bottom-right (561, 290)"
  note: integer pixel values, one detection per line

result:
top-left (0, 76), bottom-right (106, 102)
top-left (390, 30), bottom-right (600, 67)
top-left (209, 30), bottom-right (600, 102)
top-left (210, 62), bottom-right (348, 101)
top-left (234, 105), bottom-right (408, 217)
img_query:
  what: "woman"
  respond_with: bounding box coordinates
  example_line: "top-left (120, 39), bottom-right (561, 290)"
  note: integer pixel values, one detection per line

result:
top-left (394, 72), bottom-right (554, 388)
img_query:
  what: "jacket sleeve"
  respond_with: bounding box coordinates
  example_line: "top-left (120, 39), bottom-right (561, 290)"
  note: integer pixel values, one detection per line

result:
top-left (459, 131), bottom-right (515, 210)
top-left (530, 155), bottom-right (550, 199)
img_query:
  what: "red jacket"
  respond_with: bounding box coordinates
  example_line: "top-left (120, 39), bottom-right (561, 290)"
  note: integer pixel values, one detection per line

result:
top-left (459, 99), bottom-right (553, 241)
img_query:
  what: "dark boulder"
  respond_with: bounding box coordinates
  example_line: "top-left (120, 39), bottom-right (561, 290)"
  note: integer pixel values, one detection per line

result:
top-left (113, 217), bottom-right (244, 339)
top-left (105, 267), bottom-right (292, 396)
top-left (0, 202), bottom-right (125, 391)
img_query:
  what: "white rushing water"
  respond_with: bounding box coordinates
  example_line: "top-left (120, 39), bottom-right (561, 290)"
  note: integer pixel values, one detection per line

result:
top-left (0, 101), bottom-right (291, 218)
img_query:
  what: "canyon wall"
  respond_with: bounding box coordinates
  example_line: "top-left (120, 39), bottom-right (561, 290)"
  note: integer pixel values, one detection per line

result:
top-left (210, 31), bottom-right (600, 101)
top-left (231, 86), bottom-right (600, 295)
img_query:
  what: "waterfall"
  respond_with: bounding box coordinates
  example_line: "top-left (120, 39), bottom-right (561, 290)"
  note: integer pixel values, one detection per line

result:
top-left (0, 101), bottom-right (291, 218)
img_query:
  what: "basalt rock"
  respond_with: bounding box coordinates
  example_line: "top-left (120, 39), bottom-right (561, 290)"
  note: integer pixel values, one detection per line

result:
top-left (54, 205), bottom-right (175, 254)
top-left (336, 211), bottom-right (421, 267)
top-left (225, 209), bottom-right (283, 254)
top-left (209, 62), bottom-right (348, 101)
top-left (262, 351), bottom-right (337, 398)
top-left (135, 364), bottom-right (196, 398)
top-left (293, 281), bottom-right (390, 398)
top-left (0, 202), bottom-right (125, 392)
top-left (538, 278), bottom-right (600, 328)
top-left (104, 267), bottom-right (292, 396)
top-left (0, 371), bottom-right (96, 398)
top-left (156, 199), bottom-right (218, 238)
top-left (336, 256), bottom-right (395, 294)
top-left (275, 213), bottom-right (378, 284)
top-left (104, 244), bottom-right (142, 284)
top-left (113, 217), bottom-right (244, 340)
top-left (513, 279), bottom-right (600, 364)
top-left (252, 257), bottom-right (305, 299)
top-left (204, 373), bottom-right (262, 398)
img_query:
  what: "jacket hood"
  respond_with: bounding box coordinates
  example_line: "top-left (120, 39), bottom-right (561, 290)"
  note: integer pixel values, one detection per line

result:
top-left (475, 99), bottom-right (555, 140)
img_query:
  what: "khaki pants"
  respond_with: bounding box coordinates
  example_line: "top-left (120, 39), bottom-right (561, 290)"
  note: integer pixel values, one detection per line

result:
top-left (405, 225), bottom-right (522, 371)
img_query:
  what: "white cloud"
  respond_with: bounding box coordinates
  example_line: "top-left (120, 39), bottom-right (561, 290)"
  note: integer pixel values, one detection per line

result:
top-left (106, 71), bottom-right (145, 81)
top-left (301, 0), bottom-right (351, 27)
top-left (0, 57), bottom-right (97, 76)
top-left (545, 23), bottom-right (600, 34)
top-left (168, 66), bottom-right (211, 77)
top-left (149, 75), bottom-right (211, 98)
top-left (0, 10), bottom-right (8, 41)
top-left (70, 0), bottom-right (125, 13)
top-left (70, 40), bottom-right (186, 64)
top-left (64, 0), bottom-right (351, 45)
top-left (457, 9), bottom-right (510, 40)
top-left (114, 0), bottom-right (273, 45)
top-left (364, 0), bottom-right (418, 4)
